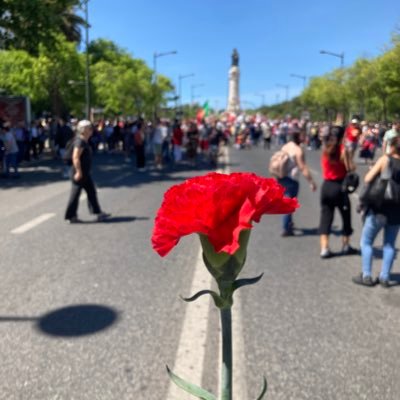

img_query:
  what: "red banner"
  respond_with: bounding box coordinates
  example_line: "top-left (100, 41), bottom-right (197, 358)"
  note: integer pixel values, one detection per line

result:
top-left (0, 96), bottom-right (30, 126)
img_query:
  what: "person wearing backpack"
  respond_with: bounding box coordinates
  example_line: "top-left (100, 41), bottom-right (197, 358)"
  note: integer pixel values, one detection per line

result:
top-left (352, 137), bottom-right (400, 287)
top-left (272, 131), bottom-right (317, 236)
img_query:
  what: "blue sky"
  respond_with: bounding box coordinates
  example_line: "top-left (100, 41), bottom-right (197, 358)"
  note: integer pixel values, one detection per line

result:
top-left (86, 0), bottom-right (399, 109)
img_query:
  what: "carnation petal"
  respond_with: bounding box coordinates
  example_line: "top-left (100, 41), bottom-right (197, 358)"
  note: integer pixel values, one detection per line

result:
top-left (151, 172), bottom-right (300, 257)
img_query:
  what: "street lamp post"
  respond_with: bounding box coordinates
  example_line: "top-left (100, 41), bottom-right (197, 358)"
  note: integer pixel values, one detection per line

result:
top-left (276, 84), bottom-right (289, 102)
top-left (81, 0), bottom-right (90, 120)
top-left (320, 49), bottom-right (346, 121)
top-left (153, 50), bottom-right (177, 85)
top-left (153, 50), bottom-right (177, 119)
top-left (191, 83), bottom-right (205, 104)
top-left (290, 73), bottom-right (307, 89)
top-left (320, 50), bottom-right (344, 68)
top-left (178, 73), bottom-right (195, 107)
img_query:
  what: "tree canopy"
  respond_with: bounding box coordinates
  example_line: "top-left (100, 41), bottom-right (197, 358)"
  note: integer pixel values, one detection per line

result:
top-left (0, 36), bottom-right (174, 118)
top-left (0, 1), bottom-right (174, 119)
top-left (0, 0), bottom-right (85, 55)
top-left (260, 34), bottom-right (400, 122)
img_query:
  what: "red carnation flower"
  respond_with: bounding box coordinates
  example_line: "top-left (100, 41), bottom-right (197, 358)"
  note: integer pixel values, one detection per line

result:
top-left (152, 172), bottom-right (299, 257)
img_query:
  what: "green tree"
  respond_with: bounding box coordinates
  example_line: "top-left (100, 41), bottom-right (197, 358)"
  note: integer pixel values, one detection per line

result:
top-left (367, 53), bottom-right (395, 121)
top-left (0, 37), bottom-right (85, 116)
top-left (345, 58), bottom-right (374, 118)
top-left (0, 0), bottom-right (85, 55)
top-left (35, 37), bottom-right (85, 117)
top-left (0, 49), bottom-right (44, 101)
top-left (89, 39), bottom-right (174, 118)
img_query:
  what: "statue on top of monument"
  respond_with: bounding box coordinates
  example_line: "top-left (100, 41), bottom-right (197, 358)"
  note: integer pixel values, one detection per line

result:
top-left (231, 48), bottom-right (239, 67)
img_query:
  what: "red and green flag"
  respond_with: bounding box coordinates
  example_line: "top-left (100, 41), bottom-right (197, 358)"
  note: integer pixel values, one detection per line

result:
top-left (196, 101), bottom-right (209, 122)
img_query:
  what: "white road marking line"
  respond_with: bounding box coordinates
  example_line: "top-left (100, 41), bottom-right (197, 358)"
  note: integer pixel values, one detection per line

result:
top-left (11, 213), bottom-right (56, 235)
top-left (79, 189), bottom-right (101, 202)
top-left (80, 192), bottom-right (88, 202)
top-left (221, 148), bottom-right (249, 399)
top-left (232, 291), bottom-right (249, 400)
top-left (167, 147), bottom-right (249, 399)
top-left (166, 248), bottom-right (213, 400)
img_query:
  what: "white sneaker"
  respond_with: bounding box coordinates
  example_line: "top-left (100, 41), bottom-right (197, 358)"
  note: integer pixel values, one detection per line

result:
top-left (320, 248), bottom-right (332, 259)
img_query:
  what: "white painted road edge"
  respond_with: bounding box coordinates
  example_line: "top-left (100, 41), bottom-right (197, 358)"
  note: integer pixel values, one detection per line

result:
top-left (11, 213), bottom-right (56, 235)
top-left (166, 248), bottom-right (213, 400)
top-left (167, 147), bottom-right (249, 399)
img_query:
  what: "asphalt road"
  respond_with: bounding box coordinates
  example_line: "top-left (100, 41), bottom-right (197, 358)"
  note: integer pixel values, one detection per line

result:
top-left (0, 146), bottom-right (399, 400)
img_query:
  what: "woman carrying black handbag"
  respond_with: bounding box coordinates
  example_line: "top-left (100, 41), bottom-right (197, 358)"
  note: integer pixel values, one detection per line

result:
top-left (353, 137), bottom-right (400, 287)
top-left (319, 126), bottom-right (358, 259)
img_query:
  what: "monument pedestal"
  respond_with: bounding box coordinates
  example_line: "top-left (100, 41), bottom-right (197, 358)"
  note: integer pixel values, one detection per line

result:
top-left (227, 65), bottom-right (240, 114)
top-left (227, 49), bottom-right (240, 114)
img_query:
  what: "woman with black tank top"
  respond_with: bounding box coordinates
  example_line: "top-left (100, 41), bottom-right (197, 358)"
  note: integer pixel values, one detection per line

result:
top-left (319, 126), bottom-right (357, 258)
top-left (353, 137), bottom-right (400, 287)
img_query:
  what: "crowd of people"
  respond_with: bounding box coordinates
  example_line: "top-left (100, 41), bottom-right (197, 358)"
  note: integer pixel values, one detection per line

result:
top-left (264, 116), bottom-right (400, 289)
top-left (1, 114), bottom-right (396, 177)
top-left (1, 113), bottom-right (399, 287)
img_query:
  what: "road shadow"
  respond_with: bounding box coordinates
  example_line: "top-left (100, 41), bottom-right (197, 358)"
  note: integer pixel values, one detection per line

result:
top-left (372, 247), bottom-right (399, 260)
top-left (329, 250), bottom-right (361, 258)
top-left (0, 152), bottom-right (220, 191)
top-left (294, 227), bottom-right (342, 237)
top-left (72, 216), bottom-right (148, 224)
top-left (389, 273), bottom-right (400, 285)
top-left (373, 248), bottom-right (384, 259)
top-left (0, 304), bottom-right (119, 337)
top-left (37, 304), bottom-right (119, 337)
top-left (102, 216), bottom-right (148, 223)
top-left (0, 160), bottom-right (64, 189)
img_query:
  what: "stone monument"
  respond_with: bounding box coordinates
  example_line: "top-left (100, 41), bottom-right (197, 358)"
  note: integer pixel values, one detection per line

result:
top-left (227, 48), bottom-right (240, 113)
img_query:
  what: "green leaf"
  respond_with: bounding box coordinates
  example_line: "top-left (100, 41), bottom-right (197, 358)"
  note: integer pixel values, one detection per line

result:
top-left (233, 273), bottom-right (264, 292)
top-left (180, 290), bottom-right (225, 308)
top-left (255, 376), bottom-right (268, 400)
top-left (166, 366), bottom-right (216, 400)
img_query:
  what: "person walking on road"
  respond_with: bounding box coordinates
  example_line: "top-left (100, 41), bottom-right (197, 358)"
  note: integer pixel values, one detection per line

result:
top-left (344, 118), bottom-right (362, 160)
top-left (319, 126), bottom-right (357, 258)
top-left (278, 131), bottom-right (317, 236)
top-left (382, 120), bottom-right (400, 155)
top-left (0, 121), bottom-right (20, 178)
top-left (152, 119), bottom-right (166, 170)
top-left (134, 121), bottom-right (146, 171)
top-left (56, 118), bottom-right (74, 178)
top-left (353, 137), bottom-right (400, 287)
top-left (172, 119), bottom-right (184, 163)
top-left (64, 120), bottom-right (110, 223)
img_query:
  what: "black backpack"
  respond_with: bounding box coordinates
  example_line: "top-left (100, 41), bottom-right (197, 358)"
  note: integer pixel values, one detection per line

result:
top-left (360, 157), bottom-right (400, 207)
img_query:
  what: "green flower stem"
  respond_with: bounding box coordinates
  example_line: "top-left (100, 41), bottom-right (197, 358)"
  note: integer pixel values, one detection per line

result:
top-left (220, 307), bottom-right (232, 400)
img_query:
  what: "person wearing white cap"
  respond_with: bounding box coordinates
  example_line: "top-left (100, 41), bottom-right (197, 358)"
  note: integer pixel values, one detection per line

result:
top-left (344, 118), bottom-right (361, 159)
top-left (64, 120), bottom-right (110, 223)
